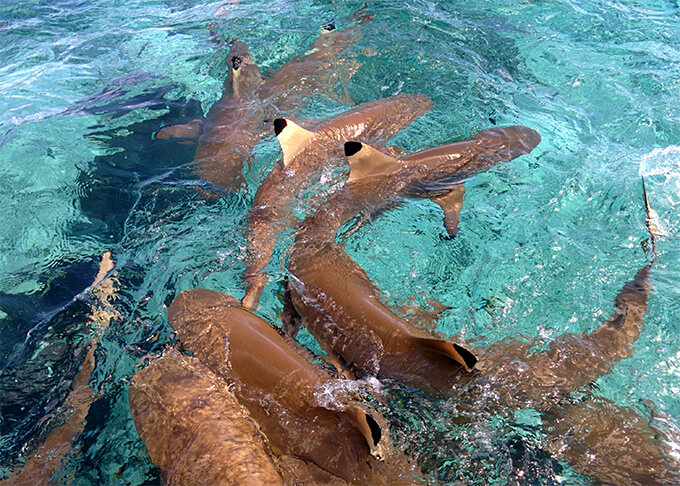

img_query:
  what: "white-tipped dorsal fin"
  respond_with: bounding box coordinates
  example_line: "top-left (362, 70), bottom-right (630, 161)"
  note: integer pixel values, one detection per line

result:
top-left (274, 119), bottom-right (315, 166)
top-left (344, 141), bottom-right (400, 182)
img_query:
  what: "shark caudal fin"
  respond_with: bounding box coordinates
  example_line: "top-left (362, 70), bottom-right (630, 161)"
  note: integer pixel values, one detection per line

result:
top-left (344, 406), bottom-right (383, 460)
top-left (411, 337), bottom-right (478, 371)
top-left (344, 141), bottom-right (401, 182)
top-left (641, 177), bottom-right (659, 261)
top-left (273, 119), bottom-right (315, 166)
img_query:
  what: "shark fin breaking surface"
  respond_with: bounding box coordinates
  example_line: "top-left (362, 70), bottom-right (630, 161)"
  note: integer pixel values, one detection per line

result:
top-left (274, 118), bottom-right (315, 166)
top-left (344, 141), bottom-right (400, 181)
top-left (411, 336), bottom-right (478, 371)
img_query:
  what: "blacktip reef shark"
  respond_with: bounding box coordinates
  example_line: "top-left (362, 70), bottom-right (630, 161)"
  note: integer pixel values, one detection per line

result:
top-left (241, 93), bottom-right (433, 310)
top-left (156, 14), bottom-right (370, 190)
top-left (535, 180), bottom-right (678, 485)
top-left (163, 288), bottom-right (419, 485)
top-left (284, 125), bottom-right (541, 395)
top-left (131, 348), bottom-right (412, 485)
top-left (288, 130), bottom-right (673, 483)
top-left (129, 349), bottom-right (287, 485)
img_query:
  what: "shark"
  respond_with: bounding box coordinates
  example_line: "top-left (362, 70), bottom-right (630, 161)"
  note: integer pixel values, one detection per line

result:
top-left (543, 395), bottom-right (679, 485)
top-left (241, 93), bottom-right (433, 309)
top-left (155, 17), bottom-right (369, 191)
top-left (129, 349), bottom-right (288, 485)
top-left (165, 288), bottom-right (419, 485)
top-left (284, 125), bottom-right (540, 394)
top-left (287, 133), bottom-right (672, 483)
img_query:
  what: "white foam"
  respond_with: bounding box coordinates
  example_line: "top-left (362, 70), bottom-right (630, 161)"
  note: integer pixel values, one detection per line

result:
top-left (639, 145), bottom-right (680, 178)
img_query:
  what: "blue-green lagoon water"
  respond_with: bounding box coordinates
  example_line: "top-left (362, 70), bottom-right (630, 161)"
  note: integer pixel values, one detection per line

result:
top-left (1, 0), bottom-right (680, 484)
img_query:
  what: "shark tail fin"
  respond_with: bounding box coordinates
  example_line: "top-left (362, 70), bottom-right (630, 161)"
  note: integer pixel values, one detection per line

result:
top-left (344, 141), bottom-right (400, 182)
top-left (411, 337), bottom-right (477, 372)
top-left (344, 406), bottom-right (383, 459)
top-left (274, 119), bottom-right (315, 166)
top-left (641, 177), bottom-right (659, 261)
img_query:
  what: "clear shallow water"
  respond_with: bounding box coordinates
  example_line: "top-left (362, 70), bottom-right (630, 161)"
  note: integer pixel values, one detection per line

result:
top-left (1, 0), bottom-right (679, 484)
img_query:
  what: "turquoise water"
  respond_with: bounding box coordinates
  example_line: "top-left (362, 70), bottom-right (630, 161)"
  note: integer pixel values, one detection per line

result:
top-left (1, 0), bottom-right (680, 483)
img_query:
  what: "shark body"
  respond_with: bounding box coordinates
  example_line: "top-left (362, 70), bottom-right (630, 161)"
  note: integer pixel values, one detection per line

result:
top-left (129, 349), bottom-right (287, 485)
top-left (287, 134), bottom-right (671, 483)
top-left (286, 126), bottom-right (540, 394)
top-left (157, 19), bottom-right (367, 190)
top-left (242, 94), bottom-right (432, 309)
top-left (165, 288), bottom-right (418, 484)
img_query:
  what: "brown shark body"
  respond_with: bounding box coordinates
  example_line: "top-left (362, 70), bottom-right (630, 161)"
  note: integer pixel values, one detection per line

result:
top-left (157, 20), bottom-right (368, 190)
top-left (130, 350), bottom-right (370, 485)
top-left (292, 153), bottom-right (672, 483)
top-left (242, 93), bottom-right (433, 309)
top-left (471, 260), bottom-right (675, 486)
top-left (473, 180), bottom-right (658, 415)
top-left (129, 349), bottom-right (286, 486)
top-left (544, 396), bottom-right (680, 486)
top-left (474, 262), bottom-right (653, 411)
top-left (167, 288), bottom-right (418, 484)
top-left (286, 126), bottom-right (541, 394)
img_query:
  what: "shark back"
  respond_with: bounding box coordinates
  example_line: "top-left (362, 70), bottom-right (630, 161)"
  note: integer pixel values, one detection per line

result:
top-left (168, 288), bottom-right (388, 483)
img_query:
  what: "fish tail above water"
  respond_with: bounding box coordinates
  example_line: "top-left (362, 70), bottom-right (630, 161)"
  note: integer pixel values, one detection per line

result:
top-left (587, 178), bottom-right (659, 362)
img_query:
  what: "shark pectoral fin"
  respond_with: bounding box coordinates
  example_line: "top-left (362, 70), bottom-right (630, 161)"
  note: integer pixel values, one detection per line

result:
top-left (412, 337), bottom-right (477, 371)
top-left (274, 119), bottom-right (315, 166)
top-left (155, 119), bottom-right (204, 142)
top-left (430, 184), bottom-right (466, 238)
top-left (345, 406), bottom-right (383, 459)
top-left (344, 141), bottom-right (401, 182)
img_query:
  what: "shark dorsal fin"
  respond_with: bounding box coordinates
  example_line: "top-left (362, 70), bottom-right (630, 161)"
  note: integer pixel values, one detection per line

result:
top-left (274, 119), bottom-right (315, 166)
top-left (412, 336), bottom-right (477, 371)
top-left (344, 406), bottom-right (383, 459)
top-left (344, 141), bottom-right (400, 182)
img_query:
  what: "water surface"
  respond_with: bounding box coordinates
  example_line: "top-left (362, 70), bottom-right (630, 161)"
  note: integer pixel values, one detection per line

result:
top-left (1, 0), bottom-right (679, 483)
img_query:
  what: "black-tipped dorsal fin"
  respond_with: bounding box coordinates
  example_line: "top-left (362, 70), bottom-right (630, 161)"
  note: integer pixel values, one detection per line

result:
top-left (344, 141), bottom-right (400, 182)
top-left (412, 337), bottom-right (477, 371)
top-left (345, 406), bottom-right (383, 458)
top-left (274, 118), bottom-right (315, 166)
